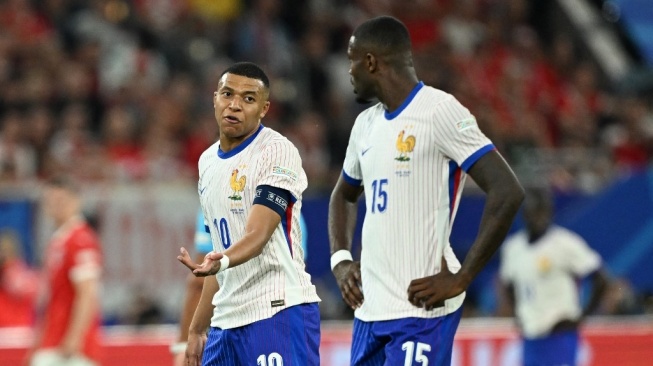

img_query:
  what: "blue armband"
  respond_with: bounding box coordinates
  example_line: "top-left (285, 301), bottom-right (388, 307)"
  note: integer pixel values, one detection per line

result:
top-left (253, 185), bottom-right (292, 218)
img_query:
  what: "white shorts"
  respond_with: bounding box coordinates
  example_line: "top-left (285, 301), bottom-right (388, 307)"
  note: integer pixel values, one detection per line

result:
top-left (31, 349), bottom-right (98, 366)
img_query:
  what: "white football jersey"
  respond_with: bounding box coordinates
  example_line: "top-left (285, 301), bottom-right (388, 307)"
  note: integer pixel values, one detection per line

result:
top-left (342, 82), bottom-right (495, 321)
top-left (198, 125), bottom-right (320, 329)
top-left (500, 225), bottom-right (601, 338)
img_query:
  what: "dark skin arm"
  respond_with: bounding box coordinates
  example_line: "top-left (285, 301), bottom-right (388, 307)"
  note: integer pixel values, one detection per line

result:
top-left (328, 176), bottom-right (365, 309)
top-left (581, 269), bottom-right (608, 318)
top-left (551, 268), bottom-right (609, 332)
top-left (408, 150), bottom-right (524, 310)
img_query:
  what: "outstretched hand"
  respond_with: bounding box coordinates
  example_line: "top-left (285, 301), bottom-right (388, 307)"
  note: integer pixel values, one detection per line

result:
top-left (333, 260), bottom-right (364, 310)
top-left (177, 247), bottom-right (224, 277)
top-left (407, 257), bottom-right (466, 310)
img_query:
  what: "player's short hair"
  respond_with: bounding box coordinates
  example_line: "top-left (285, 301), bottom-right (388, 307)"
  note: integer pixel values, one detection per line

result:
top-left (220, 62), bottom-right (270, 90)
top-left (353, 16), bottom-right (412, 55)
top-left (44, 174), bottom-right (80, 194)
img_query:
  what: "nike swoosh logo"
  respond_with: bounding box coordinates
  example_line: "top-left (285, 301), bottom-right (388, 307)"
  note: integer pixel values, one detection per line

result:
top-left (199, 187), bottom-right (207, 195)
top-left (362, 147), bottom-right (372, 156)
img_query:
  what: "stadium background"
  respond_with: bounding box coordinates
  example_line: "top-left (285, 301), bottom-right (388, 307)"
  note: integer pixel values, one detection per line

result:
top-left (0, 0), bottom-right (652, 364)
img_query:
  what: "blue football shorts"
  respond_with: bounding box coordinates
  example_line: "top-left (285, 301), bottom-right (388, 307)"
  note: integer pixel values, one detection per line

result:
top-left (201, 303), bottom-right (320, 366)
top-left (351, 306), bottom-right (463, 366)
top-left (523, 329), bottom-right (579, 366)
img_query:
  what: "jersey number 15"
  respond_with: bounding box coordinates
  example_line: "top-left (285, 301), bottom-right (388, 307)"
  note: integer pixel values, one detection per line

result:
top-left (370, 178), bottom-right (388, 213)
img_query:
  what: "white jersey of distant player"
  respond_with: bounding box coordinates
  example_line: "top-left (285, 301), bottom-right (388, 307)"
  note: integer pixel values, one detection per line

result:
top-left (500, 225), bottom-right (601, 338)
top-left (198, 125), bottom-right (320, 329)
top-left (342, 82), bottom-right (495, 321)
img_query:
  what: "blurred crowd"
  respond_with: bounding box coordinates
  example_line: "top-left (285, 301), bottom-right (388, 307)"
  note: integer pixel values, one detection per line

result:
top-left (1, 0), bottom-right (653, 328)
top-left (0, 0), bottom-right (651, 196)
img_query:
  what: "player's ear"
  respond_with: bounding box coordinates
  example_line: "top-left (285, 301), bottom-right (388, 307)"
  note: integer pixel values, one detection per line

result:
top-left (260, 101), bottom-right (270, 119)
top-left (366, 53), bottom-right (377, 72)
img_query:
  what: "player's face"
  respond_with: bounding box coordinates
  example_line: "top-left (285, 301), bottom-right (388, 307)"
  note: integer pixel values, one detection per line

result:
top-left (523, 201), bottom-right (552, 237)
top-left (214, 73), bottom-right (270, 145)
top-left (42, 186), bottom-right (75, 223)
top-left (348, 36), bottom-right (375, 104)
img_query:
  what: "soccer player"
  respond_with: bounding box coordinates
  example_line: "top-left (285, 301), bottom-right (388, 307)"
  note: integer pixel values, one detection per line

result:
top-left (328, 16), bottom-right (524, 365)
top-left (171, 209), bottom-right (213, 365)
top-left (499, 188), bottom-right (608, 366)
top-left (177, 62), bottom-right (321, 366)
top-left (26, 176), bottom-right (103, 366)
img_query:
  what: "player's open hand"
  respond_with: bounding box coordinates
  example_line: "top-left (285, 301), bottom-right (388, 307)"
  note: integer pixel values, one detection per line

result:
top-left (333, 260), bottom-right (364, 309)
top-left (407, 257), bottom-right (466, 310)
top-left (177, 247), bottom-right (224, 277)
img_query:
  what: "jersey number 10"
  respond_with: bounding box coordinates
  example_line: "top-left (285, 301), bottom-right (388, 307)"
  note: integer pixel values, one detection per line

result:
top-left (213, 218), bottom-right (232, 249)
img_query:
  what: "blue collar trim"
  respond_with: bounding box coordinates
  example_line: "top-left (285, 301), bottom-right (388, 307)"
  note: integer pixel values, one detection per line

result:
top-left (217, 124), bottom-right (264, 159)
top-left (384, 81), bottom-right (424, 120)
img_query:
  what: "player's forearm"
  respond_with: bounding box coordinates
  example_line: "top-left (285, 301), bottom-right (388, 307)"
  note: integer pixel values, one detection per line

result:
top-left (178, 271), bottom-right (205, 342)
top-left (63, 278), bottom-right (99, 346)
top-left (188, 276), bottom-right (218, 335)
top-left (459, 183), bottom-right (523, 286)
top-left (328, 181), bottom-right (361, 254)
top-left (583, 269), bottom-right (608, 317)
top-left (221, 204), bottom-right (280, 268)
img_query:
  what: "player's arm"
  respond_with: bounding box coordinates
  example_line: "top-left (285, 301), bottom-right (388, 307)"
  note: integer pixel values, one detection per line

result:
top-left (179, 185), bottom-right (291, 275)
top-left (328, 175), bottom-right (365, 309)
top-left (172, 253), bottom-right (206, 365)
top-left (581, 268), bottom-right (609, 318)
top-left (456, 151), bottom-right (524, 290)
top-left (408, 150), bottom-right (524, 309)
top-left (221, 203), bottom-right (280, 266)
top-left (60, 275), bottom-right (100, 357)
top-left (185, 275), bottom-right (219, 366)
top-left (498, 282), bottom-right (516, 317)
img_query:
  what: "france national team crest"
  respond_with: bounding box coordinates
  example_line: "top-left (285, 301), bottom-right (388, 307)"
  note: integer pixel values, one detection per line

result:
top-left (229, 169), bottom-right (246, 201)
top-left (395, 126), bottom-right (415, 178)
top-left (395, 129), bottom-right (416, 161)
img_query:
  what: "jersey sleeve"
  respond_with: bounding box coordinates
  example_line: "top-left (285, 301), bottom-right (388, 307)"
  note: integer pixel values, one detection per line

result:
top-left (194, 209), bottom-right (213, 254)
top-left (560, 231), bottom-right (602, 276)
top-left (68, 228), bottom-right (102, 283)
top-left (341, 113), bottom-right (364, 186)
top-left (431, 96), bottom-right (495, 172)
top-left (256, 139), bottom-right (307, 201)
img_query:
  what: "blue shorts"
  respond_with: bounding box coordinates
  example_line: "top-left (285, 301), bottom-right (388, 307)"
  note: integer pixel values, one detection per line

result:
top-left (202, 303), bottom-right (320, 366)
top-left (523, 330), bottom-right (579, 366)
top-left (351, 307), bottom-right (463, 366)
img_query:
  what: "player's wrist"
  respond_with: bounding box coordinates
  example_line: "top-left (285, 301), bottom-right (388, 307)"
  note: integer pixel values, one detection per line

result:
top-left (217, 255), bottom-right (230, 273)
top-left (330, 250), bottom-right (353, 271)
top-left (169, 342), bottom-right (187, 355)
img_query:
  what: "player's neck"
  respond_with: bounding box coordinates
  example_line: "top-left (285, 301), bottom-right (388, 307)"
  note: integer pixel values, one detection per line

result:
top-left (53, 213), bottom-right (84, 233)
top-left (378, 72), bottom-right (419, 113)
top-left (219, 125), bottom-right (260, 152)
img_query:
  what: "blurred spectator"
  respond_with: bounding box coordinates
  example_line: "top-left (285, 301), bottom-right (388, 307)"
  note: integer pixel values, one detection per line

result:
top-left (0, 229), bottom-right (38, 327)
top-left (120, 285), bottom-right (164, 326)
top-left (0, 111), bottom-right (37, 182)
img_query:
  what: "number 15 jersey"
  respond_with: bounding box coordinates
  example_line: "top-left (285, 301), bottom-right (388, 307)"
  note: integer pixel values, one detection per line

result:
top-left (342, 82), bottom-right (494, 321)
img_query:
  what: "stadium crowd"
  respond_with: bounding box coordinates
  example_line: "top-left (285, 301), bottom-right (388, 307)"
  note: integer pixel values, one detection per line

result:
top-left (0, 0), bottom-right (651, 195)
top-left (1, 0), bottom-right (652, 327)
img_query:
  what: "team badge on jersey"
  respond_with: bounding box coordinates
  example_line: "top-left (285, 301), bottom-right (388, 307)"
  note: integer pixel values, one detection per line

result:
top-left (537, 256), bottom-right (552, 273)
top-left (229, 169), bottom-right (246, 200)
top-left (395, 129), bottom-right (416, 161)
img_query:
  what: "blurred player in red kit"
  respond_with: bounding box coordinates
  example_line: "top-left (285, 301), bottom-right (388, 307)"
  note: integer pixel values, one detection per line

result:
top-left (26, 176), bottom-right (103, 366)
